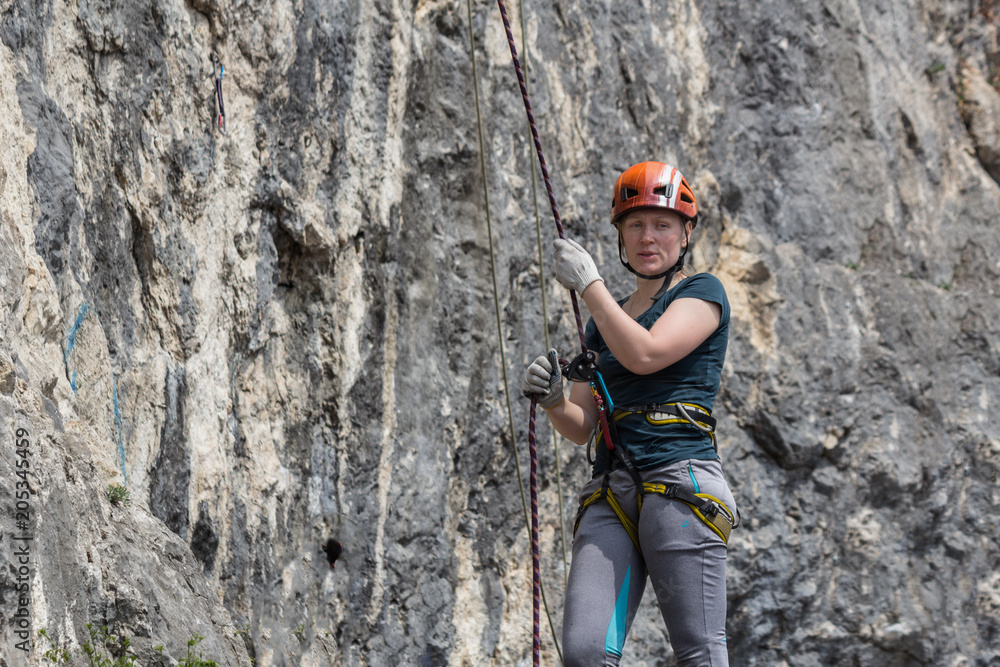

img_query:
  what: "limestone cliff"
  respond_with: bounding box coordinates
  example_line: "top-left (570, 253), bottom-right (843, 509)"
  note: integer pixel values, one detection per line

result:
top-left (1, 0), bottom-right (998, 665)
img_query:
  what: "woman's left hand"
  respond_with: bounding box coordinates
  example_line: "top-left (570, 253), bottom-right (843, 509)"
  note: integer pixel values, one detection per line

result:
top-left (553, 238), bottom-right (604, 294)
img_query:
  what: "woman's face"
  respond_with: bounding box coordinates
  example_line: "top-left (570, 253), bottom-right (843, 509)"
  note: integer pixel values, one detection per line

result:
top-left (618, 209), bottom-right (692, 276)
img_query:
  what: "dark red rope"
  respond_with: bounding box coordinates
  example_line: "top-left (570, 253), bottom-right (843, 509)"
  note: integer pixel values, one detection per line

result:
top-left (494, 0), bottom-right (586, 352)
top-left (528, 396), bottom-right (541, 665)
top-left (493, 2), bottom-right (595, 664)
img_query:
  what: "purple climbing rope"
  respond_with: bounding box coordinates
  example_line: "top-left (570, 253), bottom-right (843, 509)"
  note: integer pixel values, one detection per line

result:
top-left (494, 0), bottom-right (586, 351)
top-left (527, 395), bottom-right (541, 665)
top-left (493, 1), bottom-right (592, 664)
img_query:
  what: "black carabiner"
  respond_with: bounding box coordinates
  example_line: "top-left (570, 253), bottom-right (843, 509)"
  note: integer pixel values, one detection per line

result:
top-left (561, 349), bottom-right (599, 383)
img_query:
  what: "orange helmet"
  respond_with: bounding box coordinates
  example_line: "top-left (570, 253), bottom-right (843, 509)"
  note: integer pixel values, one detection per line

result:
top-left (610, 162), bottom-right (698, 227)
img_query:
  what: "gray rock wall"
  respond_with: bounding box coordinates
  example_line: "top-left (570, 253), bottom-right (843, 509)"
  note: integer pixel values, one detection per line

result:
top-left (0, 0), bottom-right (998, 665)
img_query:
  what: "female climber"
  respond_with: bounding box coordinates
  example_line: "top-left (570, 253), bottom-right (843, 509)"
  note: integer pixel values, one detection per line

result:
top-left (522, 161), bottom-right (738, 666)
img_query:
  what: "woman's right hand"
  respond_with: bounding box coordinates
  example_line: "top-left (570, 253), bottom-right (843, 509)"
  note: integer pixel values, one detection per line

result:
top-left (521, 350), bottom-right (564, 410)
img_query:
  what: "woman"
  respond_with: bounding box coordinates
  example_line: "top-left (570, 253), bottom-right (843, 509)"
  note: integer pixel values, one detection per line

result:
top-left (522, 162), bottom-right (738, 666)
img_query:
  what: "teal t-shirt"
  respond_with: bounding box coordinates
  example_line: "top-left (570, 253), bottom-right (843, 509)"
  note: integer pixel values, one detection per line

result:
top-left (584, 273), bottom-right (730, 475)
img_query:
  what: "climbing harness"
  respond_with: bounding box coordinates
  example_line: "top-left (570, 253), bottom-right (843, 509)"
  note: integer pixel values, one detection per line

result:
top-left (561, 346), bottom-right (735, 551)
top-left (573, 473), bottom-right (738, 550)
top-left (213, 57), bottom-right (227, 135)
top-left (570, 371), bottom-right (739, 552)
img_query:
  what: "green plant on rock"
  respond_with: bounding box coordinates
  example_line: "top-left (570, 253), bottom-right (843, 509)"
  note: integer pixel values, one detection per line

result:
top-left (177, 634), bottom-right (220, 667)
top-left (82, 624), bottom-right (138, 667)
top-left (234, 623), bottom-right (258, 666)
top-left (925, 61), bottom-right (946, 76)
top-left (38, 629), bottom-right (71, 664)
top-left (107, 483), bottom-right (131, 507)
top-left (40, 625), bottom-right (221, 666)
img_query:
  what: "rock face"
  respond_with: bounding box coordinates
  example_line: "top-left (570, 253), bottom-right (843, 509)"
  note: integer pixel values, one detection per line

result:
top-left (1, 0), bottom-right (998, 665)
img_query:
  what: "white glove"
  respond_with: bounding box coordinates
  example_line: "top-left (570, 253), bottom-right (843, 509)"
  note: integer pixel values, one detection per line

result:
top-left (553, 238), bottom-right (603, 294)
top-left (521, 349), bottom-right (564, 410)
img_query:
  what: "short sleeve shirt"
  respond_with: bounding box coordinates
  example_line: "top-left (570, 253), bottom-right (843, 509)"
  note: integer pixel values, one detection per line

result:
top-left (583, 273), bottom-right (730, 475)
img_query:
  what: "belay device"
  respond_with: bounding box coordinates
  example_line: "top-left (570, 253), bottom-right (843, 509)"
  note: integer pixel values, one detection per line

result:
top-left (560, 349), bottom-right (618, 461)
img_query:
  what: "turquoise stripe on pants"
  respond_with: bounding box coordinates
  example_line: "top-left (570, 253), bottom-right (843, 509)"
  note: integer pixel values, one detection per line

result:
top-left (604, 565), bottom-right (632, 657)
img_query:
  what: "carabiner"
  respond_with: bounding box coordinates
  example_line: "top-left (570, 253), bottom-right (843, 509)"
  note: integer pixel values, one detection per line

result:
top-left (213, 56), bottom-right (227, 135)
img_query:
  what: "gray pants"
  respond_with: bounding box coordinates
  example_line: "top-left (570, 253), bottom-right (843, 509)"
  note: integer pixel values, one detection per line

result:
top-left (562, 459), bottom-right (735, 666)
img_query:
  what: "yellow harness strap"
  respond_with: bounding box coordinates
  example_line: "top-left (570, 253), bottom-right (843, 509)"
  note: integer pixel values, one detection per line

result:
top-left (614, 402), bottom-right (714, 428)
top-left (574, 482), bottom-right (736, 553)
top-left (575, 486), bottom-right (642, 553)
top-left (642, 484), bottom-right (736, 544)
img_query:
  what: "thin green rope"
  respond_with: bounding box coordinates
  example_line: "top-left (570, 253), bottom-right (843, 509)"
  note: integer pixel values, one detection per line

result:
top-left (517, 0), bottom-right (570, 583)
top-left (465, 0), bottom-right (563, 662)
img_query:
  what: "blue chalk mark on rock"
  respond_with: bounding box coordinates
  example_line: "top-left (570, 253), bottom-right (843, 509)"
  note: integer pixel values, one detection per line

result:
top-left (64, 304), bottom-right (89, 364)
top-left (64, 304), bottom-right (89, 393)
top-left (113, 377), bottom-right (127, 485)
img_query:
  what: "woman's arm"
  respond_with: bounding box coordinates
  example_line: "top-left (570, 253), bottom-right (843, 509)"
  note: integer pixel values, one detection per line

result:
top-left (550, 237), bottom-right (721, 376)
top-left (544, 379), bottom-right (599, 445)
top-left (581, 281), bottom-right (721, 375)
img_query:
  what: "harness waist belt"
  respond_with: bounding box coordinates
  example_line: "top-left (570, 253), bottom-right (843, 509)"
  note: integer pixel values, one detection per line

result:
top-left (613, 402), bottom-right (716, 430)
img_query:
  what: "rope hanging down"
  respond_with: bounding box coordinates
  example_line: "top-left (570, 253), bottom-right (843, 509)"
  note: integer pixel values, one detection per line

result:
top-left (466, 0), bottom-right (563, 663)
top-left (494, 0), bottom-right (586, 351)
top-left (493, 0), bottom-right (588, 664)
top-left (516, 0), bottom-right (570, 588)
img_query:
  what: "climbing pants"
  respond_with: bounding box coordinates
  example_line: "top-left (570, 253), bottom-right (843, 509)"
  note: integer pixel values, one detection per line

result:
top-left (562, 459), bottom-right (735, 667)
